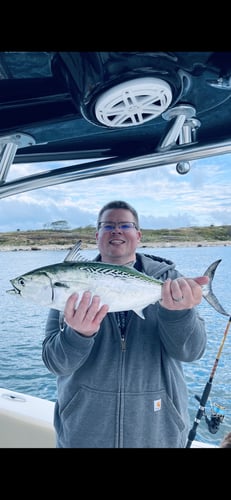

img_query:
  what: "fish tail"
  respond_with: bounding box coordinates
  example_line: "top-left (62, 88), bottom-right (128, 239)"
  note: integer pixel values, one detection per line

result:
top-left (202, 260), bottom-right (230, 316)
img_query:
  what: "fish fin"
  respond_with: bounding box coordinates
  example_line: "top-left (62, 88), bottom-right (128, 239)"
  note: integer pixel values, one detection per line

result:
top-left (133, 309), bottom-right (145, 319)
top-left (53, 282), bottom-right (70, 289)
top-left (202, 260), bottom-right (230, 316)
top-left (64, 240), bottom-right (89, 263)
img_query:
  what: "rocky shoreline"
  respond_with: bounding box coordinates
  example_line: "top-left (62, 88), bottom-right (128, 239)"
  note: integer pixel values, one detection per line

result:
top-left (1, 240), bottom-right (230, 252)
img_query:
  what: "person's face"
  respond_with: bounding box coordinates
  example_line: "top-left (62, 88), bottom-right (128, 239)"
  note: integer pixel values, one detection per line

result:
top-left (95, 208), bottom-right (142, 264)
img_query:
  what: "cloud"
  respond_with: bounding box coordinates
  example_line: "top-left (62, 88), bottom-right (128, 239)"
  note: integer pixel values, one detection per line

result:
top-left (0, 154), bottom-right (230, 232)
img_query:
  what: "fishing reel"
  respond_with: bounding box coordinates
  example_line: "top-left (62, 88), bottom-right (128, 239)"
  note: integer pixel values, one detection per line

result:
top-left (195, 396), bottom-right (225, 434)
top-left (205, 402), bottom-right (225, 434)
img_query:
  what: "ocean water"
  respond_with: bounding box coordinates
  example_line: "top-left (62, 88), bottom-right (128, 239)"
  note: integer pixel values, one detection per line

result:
top-left (0, 245), bottom-right (230, 446)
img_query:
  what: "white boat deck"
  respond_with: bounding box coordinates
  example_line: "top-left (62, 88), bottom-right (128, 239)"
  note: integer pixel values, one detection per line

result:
top-left (0, 387), bottom-right (55, 448)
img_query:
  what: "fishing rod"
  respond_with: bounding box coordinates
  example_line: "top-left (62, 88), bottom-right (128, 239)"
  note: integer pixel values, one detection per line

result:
top-left (186, 315), bottom-right (231, 448)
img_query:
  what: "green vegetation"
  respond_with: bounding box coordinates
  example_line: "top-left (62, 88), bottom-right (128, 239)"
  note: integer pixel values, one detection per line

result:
top-left (140, 225), bottom-right (231, 243)
top-left (0, 225), bottom-right (231, 248)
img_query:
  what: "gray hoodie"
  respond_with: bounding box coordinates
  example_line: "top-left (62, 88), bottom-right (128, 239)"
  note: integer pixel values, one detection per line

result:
top-left (42, 253), bottom-right (207, 448)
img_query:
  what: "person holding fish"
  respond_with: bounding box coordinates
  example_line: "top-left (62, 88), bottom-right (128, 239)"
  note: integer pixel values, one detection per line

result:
top-left (41, 200), bottom-right (226, 448)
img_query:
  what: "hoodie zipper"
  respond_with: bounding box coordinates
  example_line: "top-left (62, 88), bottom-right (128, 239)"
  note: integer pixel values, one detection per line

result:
top-left (115, 311), bottom-right (127, 350)
top-left (121, 334), bottom-right (126, 351)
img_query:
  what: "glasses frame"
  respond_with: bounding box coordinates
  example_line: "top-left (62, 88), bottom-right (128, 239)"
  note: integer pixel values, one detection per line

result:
top-left (98, 221), bottom-right (138, 231)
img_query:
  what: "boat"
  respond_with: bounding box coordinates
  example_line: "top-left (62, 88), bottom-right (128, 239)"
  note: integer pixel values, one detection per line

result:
top-left (1, 51), bottom-right (230, 448)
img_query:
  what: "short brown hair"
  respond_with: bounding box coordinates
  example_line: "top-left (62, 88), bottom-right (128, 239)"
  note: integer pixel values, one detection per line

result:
top-left (97, 200), bottom-right (140, 229)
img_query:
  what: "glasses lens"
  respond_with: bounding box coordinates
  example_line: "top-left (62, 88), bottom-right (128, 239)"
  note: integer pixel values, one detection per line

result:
top-left (99, 222), bottom-right (137, 231)
top-left (119, 223), bottom-right (136, 230)
top-left (101, 224), bottom-right (115, 231)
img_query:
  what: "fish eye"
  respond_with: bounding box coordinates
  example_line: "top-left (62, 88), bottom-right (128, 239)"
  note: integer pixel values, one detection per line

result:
top-left (18, 278), bottom-right (25, 287)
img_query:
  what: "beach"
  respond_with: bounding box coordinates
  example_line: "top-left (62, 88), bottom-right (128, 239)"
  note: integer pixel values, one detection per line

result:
top-left (1, 240), bottom-right (230, 252)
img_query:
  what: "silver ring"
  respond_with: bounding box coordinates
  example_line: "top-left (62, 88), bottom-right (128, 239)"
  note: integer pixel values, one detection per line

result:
top-left (172, 296), bottom-right (184, 302)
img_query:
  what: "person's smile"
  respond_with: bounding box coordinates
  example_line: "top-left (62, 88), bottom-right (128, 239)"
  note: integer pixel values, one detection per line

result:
top-left (109, 238), bottom-right (125, 245)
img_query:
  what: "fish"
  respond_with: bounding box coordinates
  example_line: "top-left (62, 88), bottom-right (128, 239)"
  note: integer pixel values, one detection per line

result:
top-left (7, 240), bottom-right (230, 319)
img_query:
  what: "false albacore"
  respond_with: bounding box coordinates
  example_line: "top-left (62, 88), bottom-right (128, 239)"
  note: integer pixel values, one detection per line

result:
top-left (7, 241), bottom-right (229, 319)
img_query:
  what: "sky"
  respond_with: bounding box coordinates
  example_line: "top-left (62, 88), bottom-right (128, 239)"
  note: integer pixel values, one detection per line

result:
top-left (0, 153), bottom-right (230, 232)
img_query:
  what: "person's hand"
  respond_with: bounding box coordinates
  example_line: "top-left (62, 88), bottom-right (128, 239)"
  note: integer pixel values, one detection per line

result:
top-left (64, 291), bottom-right (109, 337)
top-left (160, 275), bottom-right (209, 311)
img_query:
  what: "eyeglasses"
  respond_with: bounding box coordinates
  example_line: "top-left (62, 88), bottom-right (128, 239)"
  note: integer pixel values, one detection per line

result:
top-left (98, 221), bottom-right (138, 231)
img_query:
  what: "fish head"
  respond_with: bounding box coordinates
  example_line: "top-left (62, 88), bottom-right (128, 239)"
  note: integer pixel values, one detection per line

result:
top-left (8, 270), bottom-right (54, 306)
